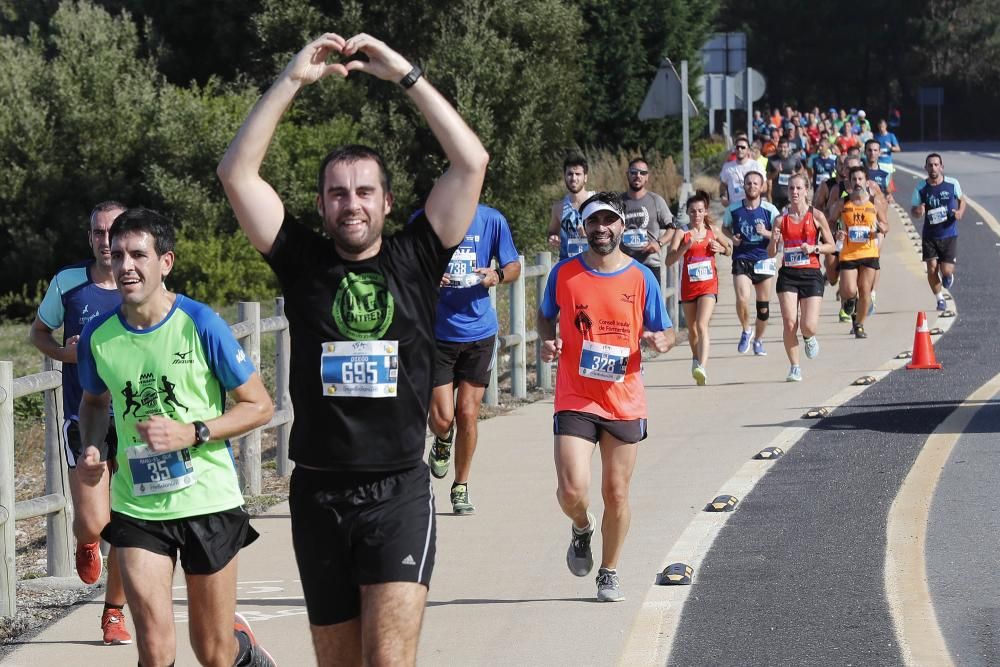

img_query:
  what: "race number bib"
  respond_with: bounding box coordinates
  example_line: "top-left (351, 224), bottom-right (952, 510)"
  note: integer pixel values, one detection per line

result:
top-left (567, 237), bottom-right (589, 257)
top-left (446, 246), bottom-right (476, 285)
top-left (127, 445), bottom-right (195, 497)
top-left (622, 229), bottom-right (648, 250)
top-left (686, 258), bottom-right (714, 282)
top-left (321, 340), bottom-right (398, 398)
top-left (754, 258), bottom-right (777, 275)
top-left (777, 173), bottom-right (791, 187)
top-left (927, 206), bottom-right (948, 225)
top-left (815, 172), bottom-right (827, 186)
top-left (578, 340), bottom-right (629, 383)
top-left (848, 226), bottom-right (871, 243)
top-left (783, 243), bottom-right (812, 267)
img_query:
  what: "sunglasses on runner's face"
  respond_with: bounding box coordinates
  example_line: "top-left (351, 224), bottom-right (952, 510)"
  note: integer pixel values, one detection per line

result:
top-left (736, 145), bottom-right (749, 150)
top-left (628, 168), bottom-right (649, 176)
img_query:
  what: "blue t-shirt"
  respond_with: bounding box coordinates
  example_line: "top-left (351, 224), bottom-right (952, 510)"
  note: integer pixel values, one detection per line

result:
top-left (722, 200), bottom-right (780, 262)
top-left (867, 163), bottom-right (893, 193)
top-left (875, 132), bottom-right (899, 163)
top-left (911, 177), bottom-right (963, 239)
top-left (809, 156), bottom-right (838, 188)
top-left (36, 261), bottom-right (122, 420)
top-left (410, 205), bottom-right (520, 343)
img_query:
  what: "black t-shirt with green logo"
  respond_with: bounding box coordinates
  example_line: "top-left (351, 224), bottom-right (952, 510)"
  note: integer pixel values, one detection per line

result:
top-left (265, 213), bottom-right (453, 471)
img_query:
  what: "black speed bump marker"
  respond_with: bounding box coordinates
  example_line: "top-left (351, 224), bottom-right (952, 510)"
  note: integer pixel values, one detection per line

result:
top-left (896, 350), bottom-right (912, 359)
top-left (853, 375), bottom-right (877, 386)
top-left (930, 327), bottom-right (944, 335)
top-left (755, 446), bottom-right (784, 460)
top-left (705, 494), bottom-right (738, 512)
top-left (803, 407), bottom-right (830, 419)
top-left (940, 310), bottom-right (956, 318)
top-left (943, 293), bottom-right (953, 300)
top-left (657, 563), bottom-right (693, 586)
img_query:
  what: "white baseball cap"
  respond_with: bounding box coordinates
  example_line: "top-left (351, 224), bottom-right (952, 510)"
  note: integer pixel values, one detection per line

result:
top-left (581, 200), bottom-right (625, 223)
top-left (858, 109), bottom-right (866, 118)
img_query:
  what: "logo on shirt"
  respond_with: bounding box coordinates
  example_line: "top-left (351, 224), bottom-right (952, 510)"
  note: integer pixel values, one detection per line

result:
top-left (172, 350), bottom-right (194, 365)
top-left (121, 372), bottom-right (189, 419)
top-left (332, 271), bottom-right (395, 341)
top-left (78, 304), bottom-right (99, 327)
top-left (620, 294), bottom-right (635, 305)
top-left (574, 305), bottom-right (593, 334)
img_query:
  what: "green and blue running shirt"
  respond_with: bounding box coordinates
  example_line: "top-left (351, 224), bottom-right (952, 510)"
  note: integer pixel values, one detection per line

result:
top-left (78, 295), bottom-right (256, 520)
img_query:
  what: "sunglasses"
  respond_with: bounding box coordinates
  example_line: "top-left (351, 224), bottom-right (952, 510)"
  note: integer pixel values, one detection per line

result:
top-left (628, 168), bottom-right (649, 176)
top-left (735, 145), bottom-right (749, 150)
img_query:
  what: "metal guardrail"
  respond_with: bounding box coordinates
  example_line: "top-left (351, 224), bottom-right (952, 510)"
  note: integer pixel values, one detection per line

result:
top-left (0, 297), bottom-right (293, 617)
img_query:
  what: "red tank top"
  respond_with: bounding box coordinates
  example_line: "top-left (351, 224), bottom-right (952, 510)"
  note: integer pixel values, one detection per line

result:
top-left (779, 209), bottom-right (821, 270)
top-left (680, 227), bottom-right (719, 300)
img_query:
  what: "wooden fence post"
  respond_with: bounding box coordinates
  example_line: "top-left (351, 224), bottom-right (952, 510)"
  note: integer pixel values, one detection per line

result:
top-left (274, 298), bottom-right (293, 477)
top-left (1, 361), bottom-right (16, 616)
top-left (236, 302), bottom-right (261, 495)
top-left (42, 357), bottom-right (72, 577)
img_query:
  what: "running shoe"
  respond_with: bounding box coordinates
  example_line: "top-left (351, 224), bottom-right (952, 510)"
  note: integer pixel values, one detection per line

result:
top-left (76, 541), bottom-right (103, 585)
top-left (803, 336), bottom-right (820, 359)
top-left (854, 323), bottom-right (868, 339)
top-left (451, 483), bottom-right (475, 515)
top-left (838, 307), bottom-right (851, 323)
top-left (942, 274), bottom-right (954, 289)
top-left (428, 425), bottom-right (454, 479)
top-left (567, 511), bottom-right (596, 577)
top-left (596, 568), bottom-right (625, 602)
top-left (692, 365), bottom-right (707, 386)
top-left (786, 365), bottom-right (802, 382)
top-left (101, 607), bottom-right (132, 645)
top-left (936, 297), bottom-right (947, 312)
top-left (234, 612), bottom-right (276, 667)
top-left (737, 330), bottom-right (752, 354)
top-left (753, 339), bottom-right (766, 356)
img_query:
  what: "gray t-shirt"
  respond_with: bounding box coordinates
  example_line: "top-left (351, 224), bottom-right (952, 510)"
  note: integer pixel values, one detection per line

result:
top-left (622, 191), bottom-right (673, 267)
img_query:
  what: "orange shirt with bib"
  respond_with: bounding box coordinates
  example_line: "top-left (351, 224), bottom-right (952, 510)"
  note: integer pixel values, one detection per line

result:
top-left (839, 201), bottom-right (879, 262)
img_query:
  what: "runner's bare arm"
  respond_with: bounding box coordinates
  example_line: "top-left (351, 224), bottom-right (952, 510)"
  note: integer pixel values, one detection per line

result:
top-left (548, 202), bottom-right (562, 248)
top-left (810, 209), bottom-right (837, 254)
top-left (136, 373), bottom-right (274, 454)
top-left (28, 317), bottom-right (78, 364)
top-left (218, 33), bottom-right (349, 254)
top-left (767, 224), bottom-right (781, 258)
top-left (642, 328), bottom-right (675, 353)
top-left (537, 312), bottom-right (561, 361)
top-left (77, 390), bottom-right (112, 485)
top-left (955, 196), bottom-right (967, 221)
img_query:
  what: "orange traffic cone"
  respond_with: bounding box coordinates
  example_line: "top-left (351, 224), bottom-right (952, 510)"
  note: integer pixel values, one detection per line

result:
top-left (906, 312), bottom-right (942, 370)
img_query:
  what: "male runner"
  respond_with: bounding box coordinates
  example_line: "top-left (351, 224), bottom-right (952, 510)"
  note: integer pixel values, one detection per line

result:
top-left (911, 153), bottom-right (965, 311)
top-left (875, 119), bottom-right (901, 164)
top-left (537, 191), bottom-right (674, 602)
top-left (217, 32), bottom-right (489, 665)
top-left (768, 138), bottom-right (805, 210)
top-left (723, 171), bottom-right (780, 356)
top-left (76, 208), bottom-right (275, 666)
top-left (427, 204), bottom-right (521, 514)
top-left (864, 139), bottom-right (894, 203)
top-left (829, 167), bottom-right (887, 338)
top-left (621, 157), bottom-right (674, 284)
top-left (719, 135), bottom-right (766, 208)
top-left (28, 200), bottom-right (132, 646)
top-left (808, 141), bottom-right (837, 199)
top-left (548, 154), bottom-right (593, 260)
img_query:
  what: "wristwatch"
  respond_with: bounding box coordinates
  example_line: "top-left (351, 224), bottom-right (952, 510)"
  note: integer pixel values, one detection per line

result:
top-left (192, 420), bottom-right (211, 446)
top-left (496, 267), bottom-right (505, 284)
top-left (399, 65), bottom-right (423, 89)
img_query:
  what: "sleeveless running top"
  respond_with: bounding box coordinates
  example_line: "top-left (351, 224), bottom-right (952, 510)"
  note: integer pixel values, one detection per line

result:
top-left (558, 194), bottom-right (590, 260)
top-left (779, 209), bottom-right (821, 270)
top-left (839, 201), bottom-right (880, 262)
top-left (680, 228), bottom-right (720, 301)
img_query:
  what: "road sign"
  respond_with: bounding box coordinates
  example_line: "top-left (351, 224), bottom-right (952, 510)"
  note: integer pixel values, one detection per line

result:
top-left (702, 32), bottom-right (747, 75)
top-left (638, 58), bottom-right (698, 119)
top-left (918, 86), bottom-right (944, 106)
top-left (731, 68), bottom-right (766, 106)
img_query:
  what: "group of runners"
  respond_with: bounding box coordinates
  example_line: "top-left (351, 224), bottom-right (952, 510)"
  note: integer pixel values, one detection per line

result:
top-left (24, 31), bottom-right (968, 665)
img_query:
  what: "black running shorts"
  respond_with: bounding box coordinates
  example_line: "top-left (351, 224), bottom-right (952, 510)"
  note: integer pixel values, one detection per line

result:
top-left (433, 335), bottom-right (497, 387)
top-left (553, 410), bottom-right (647, 445)
top-left (731, 258), bottom-right (774, 285)
top-left (64, 418), bottom-right (118, 470)
top-left (102, 506), bottom-right (258, 575)
top-left (922, 236), bottom-right (957, 264)
top-left (776, 268), bottom-right (825, 299)
top-left (290, 464), bottom-right (436, 626)
top-left (837, 257), bottom-right (880, 271)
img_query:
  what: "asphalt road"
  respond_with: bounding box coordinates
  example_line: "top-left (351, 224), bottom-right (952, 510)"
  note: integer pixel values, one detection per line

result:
top-left (669, 147), bottom-right (1000, 666)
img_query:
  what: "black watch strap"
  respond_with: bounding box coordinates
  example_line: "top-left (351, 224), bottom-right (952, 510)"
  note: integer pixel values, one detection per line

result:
top-left (399, 65), bottom-right (423, 89)
top-left (496, 267), bottom-right (505, 284)
top-left (193, 420), bottom-right (211, 446)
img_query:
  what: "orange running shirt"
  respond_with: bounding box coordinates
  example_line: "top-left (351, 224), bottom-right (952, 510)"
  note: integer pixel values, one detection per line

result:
top-left (540, 256), bottom-right (671, 420)
top-left (839, 201), bottom-right (880, 262)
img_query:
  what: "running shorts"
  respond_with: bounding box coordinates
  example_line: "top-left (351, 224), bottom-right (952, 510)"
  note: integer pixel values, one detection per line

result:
top-left (102, 506), bottom-right (258, 575)
top-left (731, 258), bottom-right (774, 285)
top-left (290, 464), bottom-right (436, 625)
top-left (922, 237), bottom-right (957, 264)
top-left (64, 418), bottom-right (118, 470)
top-left (433, 335), bottom-right (497, 387)
top-left (680, 294), bottom-right (718, 305)
top-left (837, 257), bottom-right (880, 271)
top-left (776, 268), bottom-right (825, 299)
top-left (553, 410), bottom-right (647, 445)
